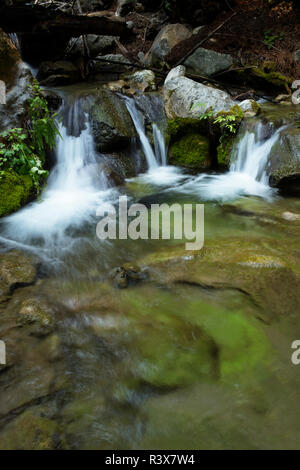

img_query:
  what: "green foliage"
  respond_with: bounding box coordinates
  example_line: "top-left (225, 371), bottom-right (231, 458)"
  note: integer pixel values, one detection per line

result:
top-left (263, 30), bottom-right (284, 50)
top-left (0, 82), bottom-right (60, 196)
top-left (28, 83), bottom-right (61, 159)
top-left (0, 128), bottom-right (48, 192)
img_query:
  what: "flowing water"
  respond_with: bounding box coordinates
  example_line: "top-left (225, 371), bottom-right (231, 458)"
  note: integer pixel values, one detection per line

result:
top-left (1, 90), bottom-right (300, 450)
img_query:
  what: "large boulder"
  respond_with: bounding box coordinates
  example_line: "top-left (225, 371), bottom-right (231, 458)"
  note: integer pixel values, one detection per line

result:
top-left (184, 47), bottom-right (233, 77)
top-left (144, 24), bottom-right (191, 68)
top-left (268, 127), bottom-right (300, 196)
top-left (90, 89), bottom-right (136, 152)
top-left (163, 71), bottom-right (235, 119)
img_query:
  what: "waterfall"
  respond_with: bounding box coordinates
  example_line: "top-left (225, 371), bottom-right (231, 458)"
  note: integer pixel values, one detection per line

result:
top-left (176, 121), bottom-right (282, 201)
top-left (124, 97), bottom-right (159, 169)
top-left (0, 98), bottom-right (115, 255)
top-left (153, 123), bottom-right (167, 166)
top-left (230, 122), bottom-right (281, 184)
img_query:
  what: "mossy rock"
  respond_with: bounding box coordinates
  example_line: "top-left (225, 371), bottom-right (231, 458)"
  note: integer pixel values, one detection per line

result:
top-left (228, 65), bottom-right (292, 94)
top-left (217, 136), bottom-right (235, 169)
top-left (169, 132), bottom-right (210, 170)
top-left (167, 117), bottom-right (209, 139)
top-left (0, 170), bottom-right (34, 217)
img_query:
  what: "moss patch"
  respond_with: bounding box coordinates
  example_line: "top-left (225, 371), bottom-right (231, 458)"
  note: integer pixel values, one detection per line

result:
top-left (169, 133), bottom-right (210, 169)
top-left (0, 170), bottom-right (34, 217)
top-left (217, 136), bottom-right (235, 169)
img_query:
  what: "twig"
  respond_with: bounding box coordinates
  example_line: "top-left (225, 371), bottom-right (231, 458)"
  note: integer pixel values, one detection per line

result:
top-left (175, 11), bottom-right (237, 67)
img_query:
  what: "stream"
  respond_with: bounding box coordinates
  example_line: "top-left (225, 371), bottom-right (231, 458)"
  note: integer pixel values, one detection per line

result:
top-left (1, 86), bottom-right (300, 450)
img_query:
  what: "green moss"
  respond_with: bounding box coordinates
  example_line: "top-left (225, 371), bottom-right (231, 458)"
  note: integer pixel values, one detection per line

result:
top-left (168, 117), bottom-right (208, 139)
top-left (217, 136), bottom-right (235, 168)
top-left (0, 170), bottom-right (34, 217)
top-left (169, 133), bottom-right (210, 169)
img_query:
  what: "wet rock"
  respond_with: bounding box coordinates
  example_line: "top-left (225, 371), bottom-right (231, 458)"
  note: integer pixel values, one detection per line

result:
top-left (90, 89), bottom-right (136, 152)
top-left (0, 250), bottom-right (37, 292)
top-left (40, 89), bottom-right (63, 112)
top-left (124, 70), bottom-right (156, 92)
top-left (0, 29), bottom-right (34, 131)
top-left (281, 211), bottom-right (300, 222)
top-left (144, 24), bottom-right (191, 68)
top-left (17, 298), bottom-right (55, 337)
top-left (239, 99), bottom-right (260, 117)
top-left (274, 94), bottom-right (291, 103)
top-left (110, 263), bottom-right (146, 288)
top-left (163, 76), bottom-right (235, 119)
top-left (37, 61), bottom-right (81, 87)
top-left (184, 47), bottom-right (233, 77)
top-left (268, 127), bottom-right (300, 195)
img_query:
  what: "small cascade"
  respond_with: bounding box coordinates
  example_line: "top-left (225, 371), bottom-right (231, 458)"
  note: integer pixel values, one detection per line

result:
top-left (153, 123), bottom-right (167, 166)
top-left (176, 121), bottom-right (283, 201)
top-left (124, 96), bottom-right (159, 170)
top-left (0, 97), bottom-right (114, 256)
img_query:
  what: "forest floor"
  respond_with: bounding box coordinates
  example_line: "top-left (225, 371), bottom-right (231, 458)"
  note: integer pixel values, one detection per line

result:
top-left (119, 0), bottom-right (300, 80)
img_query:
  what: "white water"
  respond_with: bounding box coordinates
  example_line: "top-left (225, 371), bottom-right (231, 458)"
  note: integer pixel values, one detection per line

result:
top-left (125, 97), bottom-right (159, 170)
top-left (173, 122), bottom-right (282, 201)
top-left (0, 100), bottom-right (116, 255)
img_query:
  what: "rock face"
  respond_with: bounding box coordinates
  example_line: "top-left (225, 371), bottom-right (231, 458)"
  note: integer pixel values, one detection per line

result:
top-left (90, 89), bottom-right (136, 151)
top-left (184, 47), bottom-right (233, 77)
top-left (144, 24), bottom-right (191, 68)
top-left (123, 70), bottom-right (156, 92)
top-left (0, 29), bottom-right (34, 131)
top-left (163, 74), bottom-right (235, 119)
top-left (37, 61), bottom-right (81, 86)
top-left (268, 128), bottom-right (300, 196)
top-left (92, 54), bottom-right (131, 74)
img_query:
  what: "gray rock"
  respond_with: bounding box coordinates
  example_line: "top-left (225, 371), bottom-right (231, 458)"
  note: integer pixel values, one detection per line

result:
top-left (268, 128), bottom-right (300, 195)
top-left (68, 34), bottom-right (116, 58)
top-left (184, 47), bottom-right (233, 77)
top-left (144, 24), bottom-right (191, 68)
top-left (164, 65), bottom-right (186, 84)
top-left (90, 89), bottom-right (136, 151)
top-left (163, 76), bottom-right (235, 119)
top-left (239, 99), bottom-right (260, 117)
top-left (93, 54), bottom-right (132, 74)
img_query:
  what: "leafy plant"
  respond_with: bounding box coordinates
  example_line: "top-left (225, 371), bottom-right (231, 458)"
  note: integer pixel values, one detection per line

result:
top-left (0, 128), bottom-right (48, 191)
top-left (264, 30), bottom-right (285, 50)
top-left (27, 83), bottom-right (61, 158)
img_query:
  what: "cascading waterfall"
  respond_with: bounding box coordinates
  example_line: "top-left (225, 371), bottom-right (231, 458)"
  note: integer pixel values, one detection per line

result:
top-left (125, 96), bottom-right (186, 185)
top-left (124, 96), bottom-right (159, 170)
top-left (0, 97), bottom-right (115, 256)
top-left (176, 121), bottom-right (283, 201)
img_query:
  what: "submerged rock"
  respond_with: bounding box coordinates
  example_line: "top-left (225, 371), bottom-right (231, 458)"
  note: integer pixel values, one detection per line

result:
top-left (0, 250), bottom-right (37, 292)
